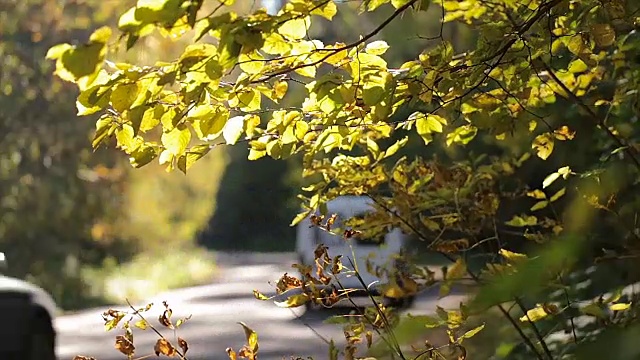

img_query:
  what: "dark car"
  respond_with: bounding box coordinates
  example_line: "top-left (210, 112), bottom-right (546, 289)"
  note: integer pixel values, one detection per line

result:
top-left (0, 253), bottom-right (58, 360)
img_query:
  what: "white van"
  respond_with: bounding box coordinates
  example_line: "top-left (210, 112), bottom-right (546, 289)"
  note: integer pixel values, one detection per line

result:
top-left (295, 196), bottom-right (413, 309)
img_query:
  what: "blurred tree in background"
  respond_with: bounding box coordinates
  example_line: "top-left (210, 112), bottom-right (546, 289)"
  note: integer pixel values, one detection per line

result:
top-left (0, 0), bottom-right (227, 309)
top-left (50, 0), bottom-right (640, 358)
top-left (0, 0), bottom-right (132, 309)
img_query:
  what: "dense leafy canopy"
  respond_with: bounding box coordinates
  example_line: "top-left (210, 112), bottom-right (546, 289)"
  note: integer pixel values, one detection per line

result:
top-left (52, 0), bottom-right (640, 358)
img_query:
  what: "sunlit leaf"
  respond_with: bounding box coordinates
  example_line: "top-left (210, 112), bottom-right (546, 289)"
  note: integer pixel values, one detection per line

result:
top-left (274, 293), bottom-right (310, 308)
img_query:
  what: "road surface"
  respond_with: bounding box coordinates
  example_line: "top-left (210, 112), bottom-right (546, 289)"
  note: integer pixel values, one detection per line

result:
top-left (55, 252), bottom-right (465, 360)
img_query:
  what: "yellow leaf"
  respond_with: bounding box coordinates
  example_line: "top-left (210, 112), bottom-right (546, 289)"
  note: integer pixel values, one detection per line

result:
top-left (311, 1), bottom-right (337, 20)
top-left (238, 52), bottom-right (265, 74)
top-left (161, 124), bottom-right (191, 156)
top-left (447, 258), bottom-right (466, 281)
top-left (115, 124), bottom-right (137, 152)
top-left (519, 305), bottom-right (552, 322)
top-left (553, 125), bottom-right (576, 141)
top-left (412, 112), bottom-right (447, 145)
top-left (111, 83), bottom-right (140, 112)
top-left (223, 116), bottom-right (245, 145)
top-left (253, 290), bottom-right (271, 301)
top-left (526, 189), bottom-right (546, 199)
top-left (499, 249), bottom-right (528, 264)
top-left (609, 302), bottom-right (631, 311)
top-left (568, 59), bottom-right (588, 73)
top-left (532, 133), bottom-right (554, 160)
top-left (274, 293), bottom-right (310, 308)
top-left (278, 17), bottom-right (310, 40)
top-left (134, 320), bottom-right (148, 330)
top-left (272, 80), bottom-right (288, 100)
top-left (365, 40), bottom-right (390, 55)
top-left (238, 322), bottom-right (259, 353)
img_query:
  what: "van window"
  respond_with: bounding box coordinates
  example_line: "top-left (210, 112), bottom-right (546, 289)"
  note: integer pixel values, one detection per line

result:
top-left (313, 212), bottom-right (347, 246)
top-left (313, 211), bottom-right (386, 247)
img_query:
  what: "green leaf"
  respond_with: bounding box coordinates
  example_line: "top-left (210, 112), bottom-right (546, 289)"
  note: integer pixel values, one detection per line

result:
top-left (590, 23), bottom-right (616, 48)
top-left (111, 83), bottom-right (141, 112)
top-left (581, 303), bottom-right (607, 318)
top-left (51, 26), bottom-right (111, 86)
top-left (549, 188), bottom-right (566, 202)
top-left (362, 71), bottom-right (393, 106)
top-left (191, 106), bottom-right (229, 140)
top-left (458, 323), bottom-right (485, 343)
top-left (115, 124), bottom-right (137, 152)
top-left (93, 115), bottom-right (115, 149)
top-left (412, 112), bottom-right (446, 145)
top-left (162, 124), bottom-right (191, 156)
top-left (530, 200), bottom-right (549, 211)
top-left (505, 215), bottom-right (537, 227)
top-left (446, 125), bottom-right (477, 146)
top-left (222, 116), bottom-right (245, 145)
top-left (129, 144), bottom-right (158, 168)
top-left (176, 144), bottom-right (210, 174)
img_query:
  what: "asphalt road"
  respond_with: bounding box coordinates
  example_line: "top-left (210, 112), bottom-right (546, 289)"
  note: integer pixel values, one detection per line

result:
top-left (55, 252), bottom-right (465, 360)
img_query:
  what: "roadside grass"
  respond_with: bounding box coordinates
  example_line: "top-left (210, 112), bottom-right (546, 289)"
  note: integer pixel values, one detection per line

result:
top-left (81, 246), bottom-right (217, 306)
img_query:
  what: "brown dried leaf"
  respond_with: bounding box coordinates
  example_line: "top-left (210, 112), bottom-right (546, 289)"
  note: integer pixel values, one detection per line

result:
top-left (159, 309), bottom-right (173, 328)
top-left (325, 213), bottom-right (338, 231)
top-left (114, 335), bottom-right (135, 356)
top-left (276, 272), bottom-right (303, 294)
top-left (227, 347), bottom-right (238, 360)
top-left (309, 214), bottom-right (324, 227)
top-left (73, 356), bottom-right (97, 360)
top-left (154, 338), bottom-right (177, 357)
top-left (178, 337), bottom-right (189, 355)
top-left (331, 255), bottom-right (343, 275)
top-left (314, 243), bottom-right (328, 260)
top-left (343, 228), bottom-right (361, 239)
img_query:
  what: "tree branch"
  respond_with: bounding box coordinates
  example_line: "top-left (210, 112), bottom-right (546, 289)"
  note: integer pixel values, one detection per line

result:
top-left (539, 60), bottom-right (640, 171)
top-left (251, 0), bottom-right (421, 84)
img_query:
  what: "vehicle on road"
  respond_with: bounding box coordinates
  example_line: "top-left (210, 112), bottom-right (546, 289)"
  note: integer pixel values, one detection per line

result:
top-left (0, 252), bottom-right (58, 360)
top-left (296, 196), bottom-right (414, 310)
